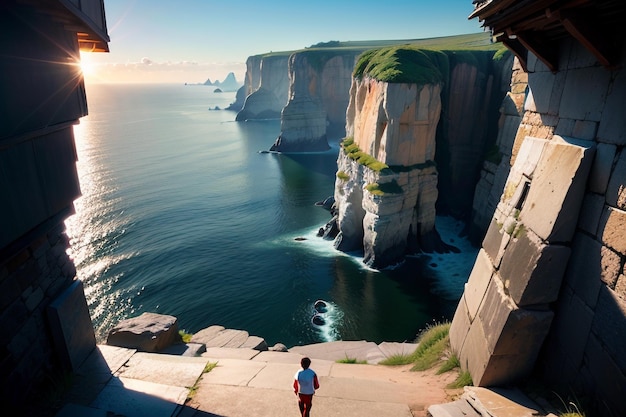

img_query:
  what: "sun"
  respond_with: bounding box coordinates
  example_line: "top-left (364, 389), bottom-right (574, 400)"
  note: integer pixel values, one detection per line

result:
top-left (79, 51), bottom-right (96, 76)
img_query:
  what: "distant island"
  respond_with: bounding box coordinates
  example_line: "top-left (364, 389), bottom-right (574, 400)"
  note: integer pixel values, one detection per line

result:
top-left (185, 72), bottom-right (242, 92)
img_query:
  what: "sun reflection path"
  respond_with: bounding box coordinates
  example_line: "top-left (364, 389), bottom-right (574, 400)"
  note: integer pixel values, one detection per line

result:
top-left (67, 116), bottom-right (137, 341)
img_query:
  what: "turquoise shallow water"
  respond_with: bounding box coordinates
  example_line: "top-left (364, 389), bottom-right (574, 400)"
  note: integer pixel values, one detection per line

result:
top-left (66, 83), bottom-right (476, 347)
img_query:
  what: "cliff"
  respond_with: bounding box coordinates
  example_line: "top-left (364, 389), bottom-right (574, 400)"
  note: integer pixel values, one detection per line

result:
top-left (329, 46), bottom-right (509, 269)
top-left (435, 51), bottom-right (513, 218)
top-left (270, 49), bottom-right (362, 152)
top-left (235, 54), bottom-right (290, 121)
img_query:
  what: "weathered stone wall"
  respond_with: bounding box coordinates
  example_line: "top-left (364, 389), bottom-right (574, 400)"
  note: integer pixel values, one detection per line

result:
top-left (1, 220), bottom-right (78, 401)
top-left (453, 39), bottom-right (626, 417)
top-left (0, 2), bottom-right (100, 407)
top-left (469, 57), bottom-right (527, 242)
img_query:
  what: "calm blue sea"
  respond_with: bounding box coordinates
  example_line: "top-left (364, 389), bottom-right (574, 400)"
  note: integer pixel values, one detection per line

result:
top-left (66, 83), bottom-right (478, 347)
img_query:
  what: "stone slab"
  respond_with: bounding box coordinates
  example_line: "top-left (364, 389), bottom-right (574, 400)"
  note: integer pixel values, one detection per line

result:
top-left (464, 386), bottom-right (546, 417)
top-left (190, 383), bottom-right (413, 417)
top-left (428, 399), bottom-right (481, 417)
top-left (199, 358), bottom-right (266, 386)
top-left (253, 350), bottom-right (307, 364)
top-left (201, 328), bottom-right (249, 348)
top-left (520, 137), bottom-right (595, 242)
top-left (91, 376), bottom-right (188, 417)
top-left (577, 193), bottom-right (604, 235)
top-left (499, 229), bottom-right (571, 306)
top-left (588, 143), bottom-right (616, 194)
top-left (479, 277), bottom-right (554, 357)
top-left (559, 67), bottom-right (610, 121)
top-left (377, 342), bottom-right (418, 358)
top-left (550, 290), bottom-right (593, 369)
top-left (515, 135), bottom-right (546, 179)
top-left (189, 325), bottom-right (224, 345)
top-left (449, 295), bottom-right (471, 354)
top-left (247, 362), bottom-right (299, 390)
top-left (289, 340), bottom-right (382, 363)
top-left (160, 342), bottom-right (206, 357)
top-left (564, 233), bottom-right (609, 308)
top-left (591, 286), bottom-right (626, 372)
top-left (240, 335), bottom-right (268, 350)
top-left (482, 218), bottom-right (509, 269)
top-left (319, 372), bottom-right (422, 404)
top-left (201, 347), bottom-right (260, 360)
top-left (63, 344), bottom-right (136, 406)
top-left (79, 345), bottom-right (135, 378)
top-left (47, 280), bottom-right (96, 371)
top-left (597, 65), bottom-right (626, 145)
top-left (476, 277), bottom-right (515, 355)
top-left (464, 249), bottom-right (493, 320)
top-left (114, 352), bottom-right (209, 388)
top-left (599, 206), bottom-right (626, 255)
top-left (459, 318), bottom-right (492, 385)
top-left (606, 150), bottom-right (626, 210)
top-left (585, 335), bottom-right (626, 416)
top-left (253, 352), bottom-right (335, 379)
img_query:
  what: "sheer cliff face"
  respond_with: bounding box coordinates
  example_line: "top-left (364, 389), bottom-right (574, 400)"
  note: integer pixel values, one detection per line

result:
top-left (271, 51), bottom-right (361, 152)
top-left (235, 55), bottom-right (289, 121)
top-left (334, 76), bottom-right (442, 268)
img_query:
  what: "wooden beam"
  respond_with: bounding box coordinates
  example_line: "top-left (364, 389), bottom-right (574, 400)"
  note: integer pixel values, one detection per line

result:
top-left (497, 33), bottom-right (529, 72)
top-left (560, 10), bottom-right (619, 68)
top-left (516, 31), bottom-right (559, 72)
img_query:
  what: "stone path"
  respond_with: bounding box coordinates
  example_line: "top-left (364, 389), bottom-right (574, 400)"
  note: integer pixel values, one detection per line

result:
top-left (52, 328), bottom-right (554, 417)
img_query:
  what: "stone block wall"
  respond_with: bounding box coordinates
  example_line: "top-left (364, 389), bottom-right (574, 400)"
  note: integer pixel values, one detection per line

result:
top-left (469, 57), bottom-right (527, 242)
top-left (459, 38), bottom-right (626, 417)
top-left (0, 219), bottom-right (77, 402)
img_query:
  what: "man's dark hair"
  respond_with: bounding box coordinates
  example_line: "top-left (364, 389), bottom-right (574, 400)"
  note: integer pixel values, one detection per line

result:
top-left (301, 357), bottom-right (311, 369)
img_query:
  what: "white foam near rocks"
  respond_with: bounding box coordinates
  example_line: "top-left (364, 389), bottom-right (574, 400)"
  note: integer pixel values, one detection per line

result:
top-left (416, 215), bottom-right (480, 301)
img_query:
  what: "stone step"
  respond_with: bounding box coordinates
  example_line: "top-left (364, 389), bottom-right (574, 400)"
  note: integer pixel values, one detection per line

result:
top-left (113, 351), bottom-right (210, 388)
top-left (428, 386), bottom-right (556, 417)
top-left (428, 398), bottom-right (481, 417)
top-left (190, 325), bottom-right (268, 350)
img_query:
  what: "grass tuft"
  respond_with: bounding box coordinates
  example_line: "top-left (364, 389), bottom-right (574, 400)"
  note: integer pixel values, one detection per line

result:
top-left (336, 356), bottom-right (368, 364)
top-left (378, 353), bottom-right (413, 366)
top-left (186, 362), bottom-right (218, 402)
top-left (408, 322), bottom-right (451, 371)
top-left (179, 330), bottom-right (193, 343)
top-left (203, 362), bottom-right (217, 373)
top-left (437, 353), bottom-right (460, 374)
top-left (447, 370), bottom-right (473, 389)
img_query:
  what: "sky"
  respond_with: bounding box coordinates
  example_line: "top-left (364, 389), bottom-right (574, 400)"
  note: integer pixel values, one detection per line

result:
top-left (82, 0), bottom-right (484, 84)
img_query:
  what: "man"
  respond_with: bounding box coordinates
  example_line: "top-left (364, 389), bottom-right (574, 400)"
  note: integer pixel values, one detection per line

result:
top-left (293, 357), bottom-right (320, 417)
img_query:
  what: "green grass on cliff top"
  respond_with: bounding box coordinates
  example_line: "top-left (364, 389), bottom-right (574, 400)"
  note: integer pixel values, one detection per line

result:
top-left (256, 32), bottom-right (502, 58)
top-left (353, 47), bottom-right (448, 84)
top-left (255, 32), bottom-right (506, 84)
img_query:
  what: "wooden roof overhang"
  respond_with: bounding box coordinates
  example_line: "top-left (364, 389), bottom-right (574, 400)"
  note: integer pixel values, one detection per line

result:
top-left (18, 0), bottom-right (110, 52)
top-left (469, 0), bottom-right (626, 72)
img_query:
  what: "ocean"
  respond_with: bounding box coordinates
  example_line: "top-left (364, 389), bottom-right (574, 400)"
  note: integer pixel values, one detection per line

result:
top-left (66, 83), bottom-right (478, 348)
